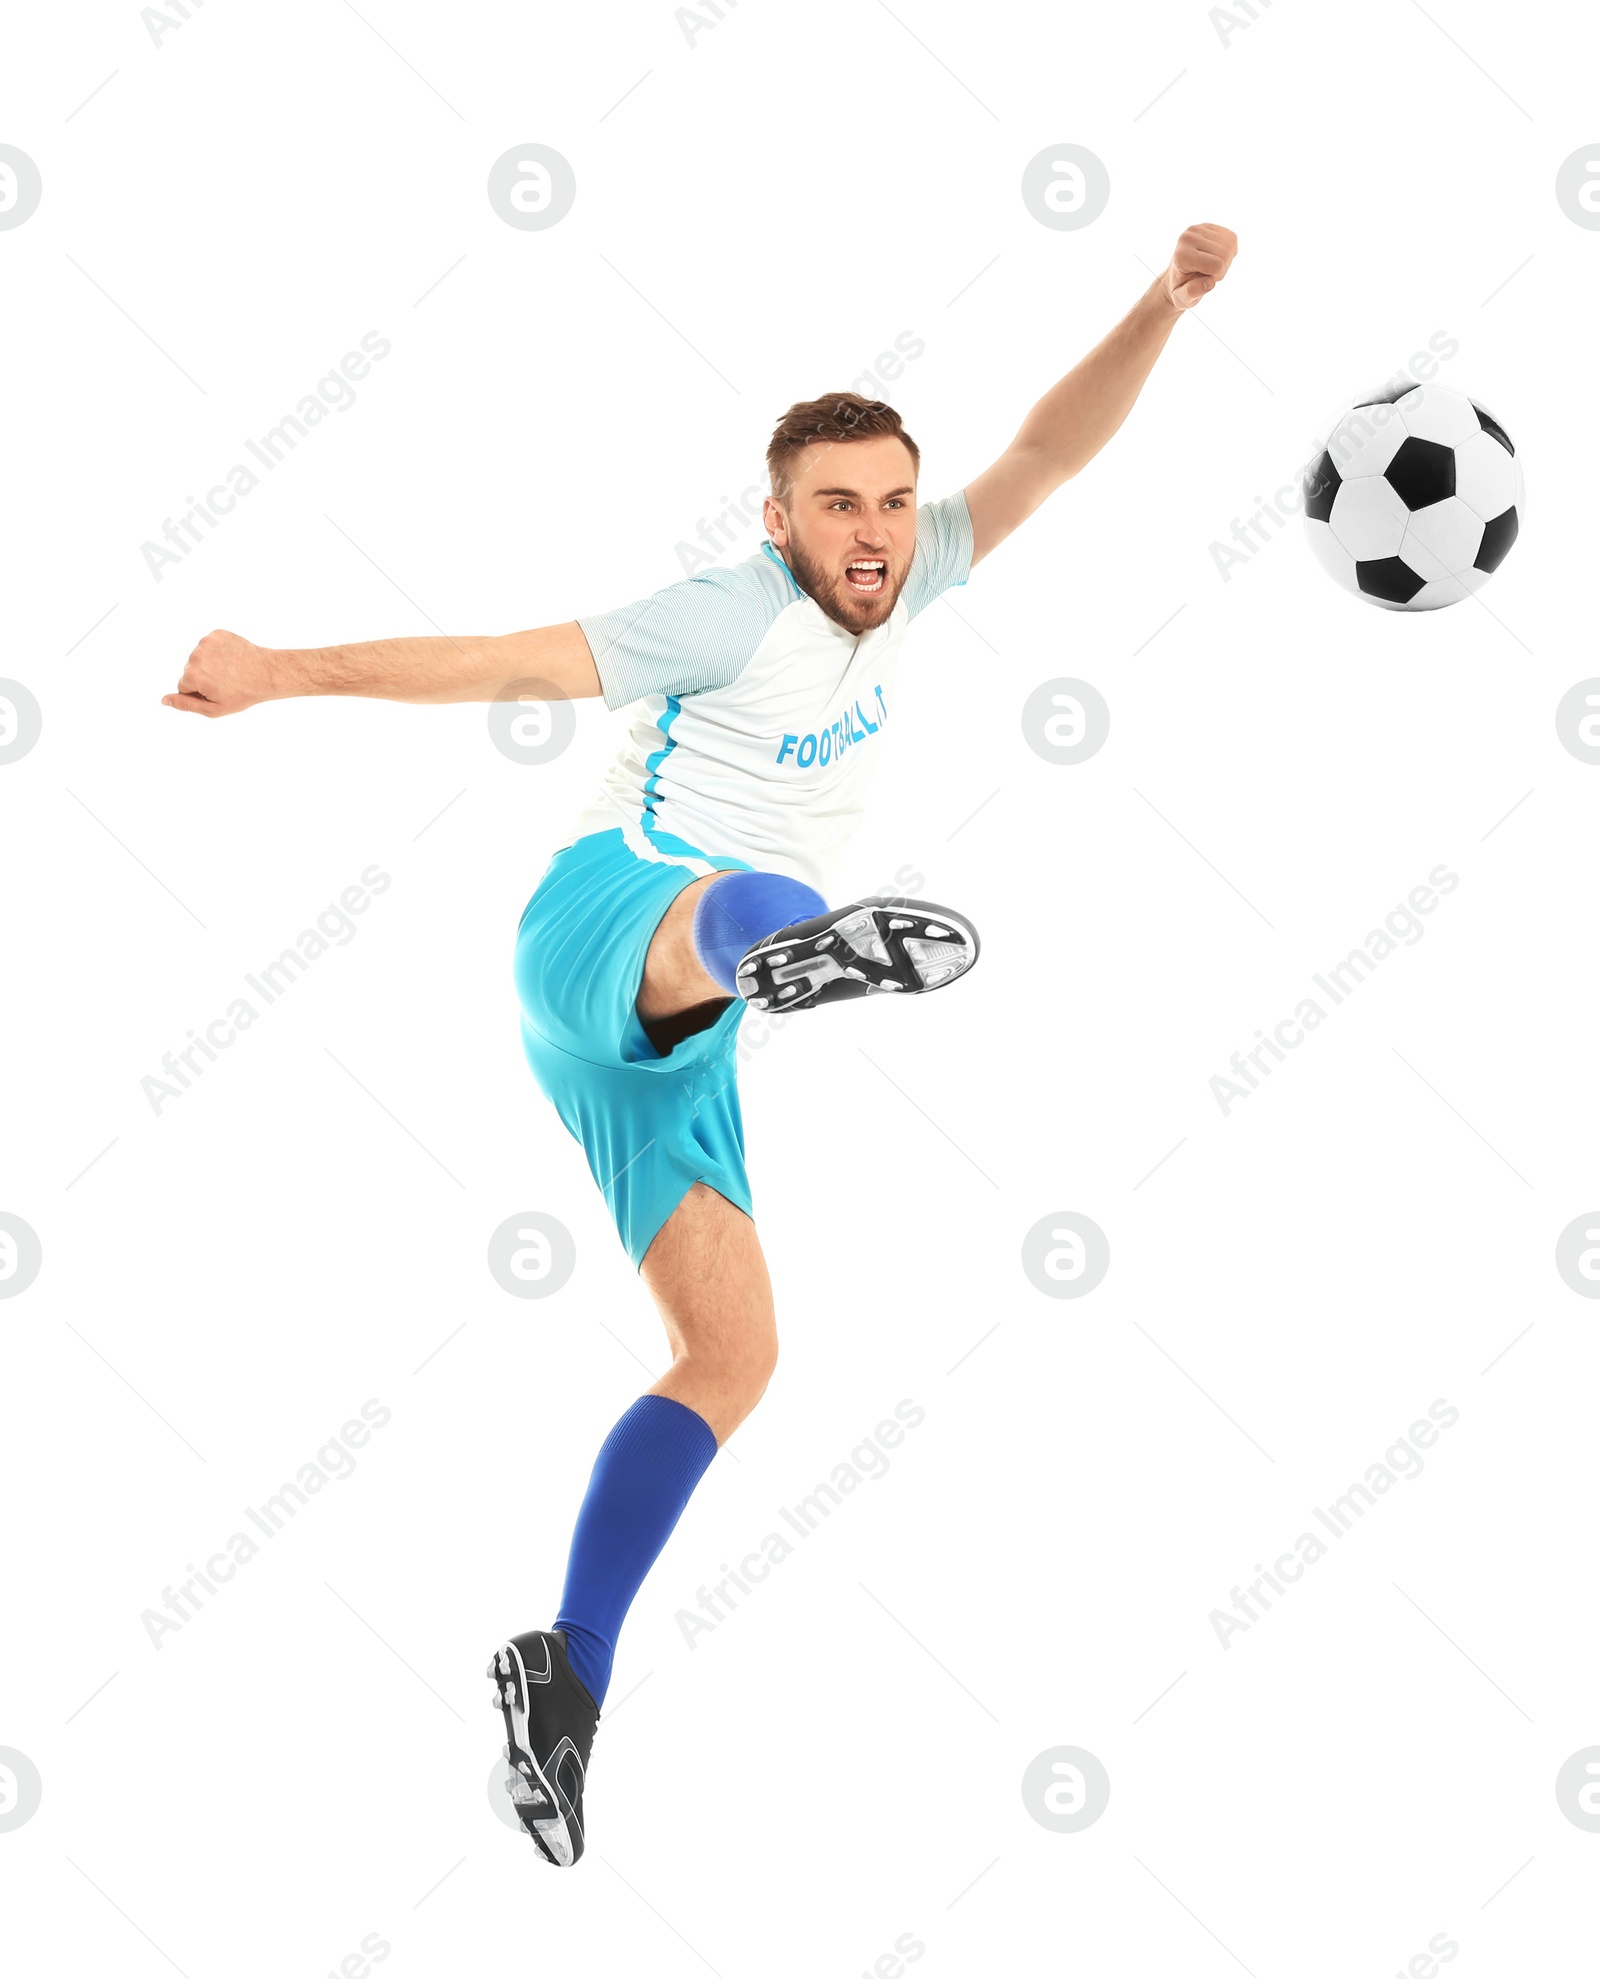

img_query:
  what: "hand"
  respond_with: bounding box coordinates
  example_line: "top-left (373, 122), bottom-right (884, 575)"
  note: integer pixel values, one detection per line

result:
top-left (1161, 222), bottom-right (1238, 312)
top-left (163, 629), bottom-right (278, 717)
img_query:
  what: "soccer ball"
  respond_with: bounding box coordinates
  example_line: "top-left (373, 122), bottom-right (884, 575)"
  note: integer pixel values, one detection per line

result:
top-left (1301, 382), bottom-right (1523, 610)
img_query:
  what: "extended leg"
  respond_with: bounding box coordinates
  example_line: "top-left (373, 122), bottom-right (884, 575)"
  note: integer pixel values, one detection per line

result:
top-left (493, 1184), bottom-right (774, 1865)
top-left (552, 1182), bottom-right (776, 1704)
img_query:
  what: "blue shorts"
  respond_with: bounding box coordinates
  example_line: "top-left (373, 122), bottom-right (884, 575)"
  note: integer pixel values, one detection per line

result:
top-left (514, 828), bottom-right (753, 1269)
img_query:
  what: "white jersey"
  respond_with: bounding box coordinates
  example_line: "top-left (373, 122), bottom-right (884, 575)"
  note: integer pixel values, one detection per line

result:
top-left (569, 492), bottom-right (973, 896)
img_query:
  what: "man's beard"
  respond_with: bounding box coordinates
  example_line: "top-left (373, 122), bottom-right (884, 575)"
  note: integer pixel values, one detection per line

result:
top-left (784, 535), bottom-right (907, 632)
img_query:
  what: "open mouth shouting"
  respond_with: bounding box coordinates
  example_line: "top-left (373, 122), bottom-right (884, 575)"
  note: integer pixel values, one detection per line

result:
top-left (844, 558), bottom-right (888, 596)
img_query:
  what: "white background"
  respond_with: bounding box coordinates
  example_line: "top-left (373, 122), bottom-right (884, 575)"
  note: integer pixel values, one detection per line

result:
top-left (3, 0), bottom-right (1597, 1972)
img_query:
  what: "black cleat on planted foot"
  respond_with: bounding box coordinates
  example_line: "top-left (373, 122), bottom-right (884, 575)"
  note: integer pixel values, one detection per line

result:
top-left (488, 1630), bottom-right (598, 1866)
top-left (734, 896), bottom-right (980, 1013)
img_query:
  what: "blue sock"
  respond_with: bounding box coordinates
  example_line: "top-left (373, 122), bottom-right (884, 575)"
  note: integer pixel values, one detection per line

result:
top-left (554, 1394), bottom-right (718, 1707)
top-left (692, 870), bottom-right (827, 994)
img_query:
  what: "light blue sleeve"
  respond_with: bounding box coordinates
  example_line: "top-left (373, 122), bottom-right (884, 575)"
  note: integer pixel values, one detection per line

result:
top-left (901, 490), bottom-right (975, 620)
top-left (577, 553), bottom-right (798, 711)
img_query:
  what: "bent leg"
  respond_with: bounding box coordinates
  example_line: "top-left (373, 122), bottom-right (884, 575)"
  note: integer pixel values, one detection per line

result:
top-left (637, 869), bottom-right (826, 1025)
top-left (553, 1185), bottom-right (776, 1704)
top-left (636, 873), bottom-right (724, 1024)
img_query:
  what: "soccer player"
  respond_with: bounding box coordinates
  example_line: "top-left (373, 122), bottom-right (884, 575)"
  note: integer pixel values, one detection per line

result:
top-left (165, 223), bottom-right (1237, 1864)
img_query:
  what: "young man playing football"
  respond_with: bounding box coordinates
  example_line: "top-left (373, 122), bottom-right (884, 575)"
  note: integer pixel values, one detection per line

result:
top-left (164, 222), bottom-right (1238, 1864)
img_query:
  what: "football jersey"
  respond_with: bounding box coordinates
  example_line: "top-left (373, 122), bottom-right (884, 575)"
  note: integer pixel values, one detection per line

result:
top-left (568, 491), bottom-right (973, 895)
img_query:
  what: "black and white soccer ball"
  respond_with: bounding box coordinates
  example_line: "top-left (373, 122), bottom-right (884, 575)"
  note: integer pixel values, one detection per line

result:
top-left (1301, 383), bottom-right (1523, 610)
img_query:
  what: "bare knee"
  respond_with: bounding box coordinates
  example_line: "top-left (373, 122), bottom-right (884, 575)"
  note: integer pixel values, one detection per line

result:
top-left (638, 875), bottom-right (723, 1021)
top-left (678, 1324), bottom-right (776, 1435)
top-left (643, 1182), bottom-right (778, 1440)
top-left (727, 1326), bottom-right (779, 1413)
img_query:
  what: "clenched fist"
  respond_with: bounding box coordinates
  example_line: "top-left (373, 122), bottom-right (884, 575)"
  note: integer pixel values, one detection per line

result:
top-left (1160, 223), bottom-right (1238, 312)
top-left (163, 630), bottom-right (278, 717)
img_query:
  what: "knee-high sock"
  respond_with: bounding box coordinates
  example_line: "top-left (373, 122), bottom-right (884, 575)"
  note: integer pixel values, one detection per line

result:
top-left (691, 869), bottom-right (827, 994)
top-left (554, 1394), bottom-right (718, 1707)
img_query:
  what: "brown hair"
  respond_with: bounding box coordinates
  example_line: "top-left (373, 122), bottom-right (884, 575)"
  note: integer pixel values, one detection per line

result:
top-left (766, 393), bottom-right (920, 501)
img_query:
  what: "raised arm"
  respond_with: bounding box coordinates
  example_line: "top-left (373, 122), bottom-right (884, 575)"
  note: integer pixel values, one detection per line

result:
top-left (962, 222), bottom-right (1238, 566)
top-left (162, 620), bottom-right (602, 718)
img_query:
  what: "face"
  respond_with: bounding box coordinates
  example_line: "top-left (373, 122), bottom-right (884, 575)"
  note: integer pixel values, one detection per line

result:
top-left (763, 434), bottom-right (919, 633)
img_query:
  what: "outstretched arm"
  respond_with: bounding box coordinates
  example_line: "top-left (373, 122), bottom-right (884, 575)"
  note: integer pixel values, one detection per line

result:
top-left (963, 223), bottom-right (1238, 566)
top-left (162, 621), bottom-right (601, 718)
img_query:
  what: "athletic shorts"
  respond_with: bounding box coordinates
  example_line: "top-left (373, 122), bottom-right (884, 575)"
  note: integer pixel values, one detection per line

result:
top-left (514, 827), bottom-right (753, 1269)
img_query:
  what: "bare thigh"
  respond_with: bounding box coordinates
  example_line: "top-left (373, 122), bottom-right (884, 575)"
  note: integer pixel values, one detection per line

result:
top-left (636, 873), bottom-right (724, 1023)
top-left (639, 1181), bottom-right (777, 1444)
